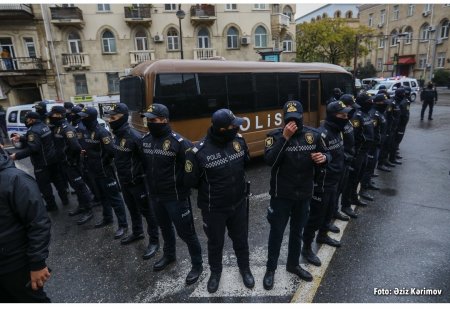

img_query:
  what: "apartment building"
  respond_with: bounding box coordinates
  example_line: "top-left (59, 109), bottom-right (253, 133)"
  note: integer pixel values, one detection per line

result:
top-left (0, 3), bottom-right (296, 107)
top-left (358, 4), bottom-right (450, 80)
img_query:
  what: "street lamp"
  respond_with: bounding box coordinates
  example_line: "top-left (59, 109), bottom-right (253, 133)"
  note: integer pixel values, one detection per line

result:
top-left (176, 4), bottom-right (185, 59)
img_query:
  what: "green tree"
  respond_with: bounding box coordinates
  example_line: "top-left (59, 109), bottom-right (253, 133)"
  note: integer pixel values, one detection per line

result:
top-left (296, 18), bottom-right (374, 66)
top-left (432, 69), bottom-right (450, 86)
top-left (357, 63), bottom-right (377, 79)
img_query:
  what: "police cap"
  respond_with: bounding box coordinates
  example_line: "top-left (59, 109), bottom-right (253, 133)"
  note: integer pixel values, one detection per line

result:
top-left (105, 103), bottom-right (129, 115)
top-left (48, 105), bottom-right (66, 116)
top-left (25, 111), bottom-right (41, 120)
top-left (283, 100), bottom-right (303, 121)
top-left (64, 102), bottom-right (74, 110)
top-left (339, 94), bottom-right (361, 109)
top-left (373, 94), bottom-right (388, 104)
top-left (211, 109), bottom-right (244, 129)
top-left (327, 100), bottom-right (353, 114)
top-left (77, 107), bottom-right (98, 118)
top-left (140, 103), bottom-right (169, 119)
top-left (356, 93), bottom-right (373, 105)
top-left (71, 105), bottom-right (83, 114)
top-left (34, 101), bottom-right (47, 112)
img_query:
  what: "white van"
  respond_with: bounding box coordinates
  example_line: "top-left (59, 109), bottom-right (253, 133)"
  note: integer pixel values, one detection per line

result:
top-left (6, 102), bottom-right (109, 148)
top-left (367, 77), bottom-right (419, 102)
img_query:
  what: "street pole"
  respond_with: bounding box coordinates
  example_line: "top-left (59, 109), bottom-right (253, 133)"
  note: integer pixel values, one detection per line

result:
top-left (353, 34), bottom-right (359, 82)
top-left (176, 4), bottom-right (185, 60)
top-left (429, 35), bottom-right (438, 82)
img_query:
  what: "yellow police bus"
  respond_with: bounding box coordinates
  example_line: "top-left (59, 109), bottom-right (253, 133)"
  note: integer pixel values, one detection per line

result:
top-left (120, 59), bottom-right (353, 157)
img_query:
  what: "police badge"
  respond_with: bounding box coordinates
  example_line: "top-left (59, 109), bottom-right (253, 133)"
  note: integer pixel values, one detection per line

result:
top-left (91, 132), bottom-right (95, 140)
top-left (163, 139), bottom-right (171, 151)
top-left (305, 132), bottom-right (314, 144)
top-left (233, 141), bottom-right (241, 152)
top-left (265, 137), bottom-right (274, 148)
top-left (185, 160), bottom-right (193, 173)
top-left (66, 131), bottom-right (75, 138)
top-left (351, 119), bottom-right (360, 128)
top-left (120, 138), bottom-right (126, 148)
top-left (102, 136), bottom-right (111, 144)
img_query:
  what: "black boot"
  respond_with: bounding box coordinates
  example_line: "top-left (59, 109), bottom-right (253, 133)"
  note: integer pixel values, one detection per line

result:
top-left (186, 265), bottom-right (203, 285)
top-left (240, 268), bottom-right (255, 289)
top-left (301, 246), bottom-right (321, 266)
top-left (334, 211), bottom-right (349, 221)
top-left (342, 207), bottom-right (358, 218)
top-left (121, 233), bottom-right (144, 245)
top-left (263, 270), bottom-right (275, 290)
top-left (153, 255), bottom-right (176, 271)
top-left (316, 234), bottom-right (341, 247)
top-left (326, 223), bottom-right (340, 234)
top-left (142, 242), bottom-right (159, 260)
top-left (359, 190), bottom-right (374, 201)
top-left (77, 211), bottom-right (93, 225)
top-left (207, 272), bottom-right (221, 293)
top-left (286, 265), bottom-right (313, 282)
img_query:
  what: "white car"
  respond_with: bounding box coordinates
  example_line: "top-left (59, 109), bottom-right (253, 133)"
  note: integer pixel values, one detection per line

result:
top-left (366, 77), bottom-right (419, 102)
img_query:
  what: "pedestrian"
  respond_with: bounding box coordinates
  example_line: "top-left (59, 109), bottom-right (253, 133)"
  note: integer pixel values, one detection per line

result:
top-left (10, 111), bottom-right (68, 211)
top-left (47, 105), bottom-right (94, 225)
top-left (77, 107), bottom-right (129, 239)
top-left (141, 104), bottom-right (203, 285)
top-left (0, 147), bottom-right (51, 302)
top-left (420, 82), bottom-right (438, 121)
top-left (263, 100), bottom-right (329, 290)
top-left (1, 48), bottom-right (13, 70)
top-left (302, 101), bottom-right (352, 267)
top-left (184, 108), bottom-right (254, 293)
top-left (106, 103), bottom-right (160, 260)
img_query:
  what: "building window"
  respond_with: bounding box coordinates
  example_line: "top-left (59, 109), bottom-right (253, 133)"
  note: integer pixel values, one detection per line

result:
top-left (97, 4), bottom-right (110, 12)
top-left (345, 11), bottom-right (352, 18)
top-left (424, 4), bottom-right (433, 13)
top-left (390, 31), bottom-right (398, 46)
top-left (393, 5), bottom-right (399, 20)
top-left (368, 13), bottom-right (373, 26)
top-left (408, 4), bottom-right (415, 16)
top-left (74, 74), bottom-right (88, 95)
top-left (282, 34), bottom-right (293, 52)
top-left (380, 9), bottom-right (386, 24)
top-left (254, 4), bottom-right (266, 10)
top-left (165, 4), bottom-right (177, 11)
top-left (377, 58), bottom-right (383, 70)
top-left (107, 72), bottom-right (120, 94)
top-left (283, 5), bottom-right (293, 21)
top-left (225, 4), bottom-right (237, 11)
top-left (322, 13), bottom-right (328, 18)
top-left (378, 37), bottom-right (385, 48)
top-left (23, 37), bottom-right (36, 58)
top-left (335, 10), bottom-right (341, 18)
top-left (197, 27), bottom-right (210, 49)
top-left (227, 27), bottom-right (238, 49)
top-left (135, 30), bottom-right (148, 51)
top-left (102, 30), bottom-right (116, 53)
top-left (68, 31), bottom-right (82, 54)
top-left (418, 54), bottom-right (427, 69)
top-left (440, 20), bottom-right (449, 39)
top-left (404, 28), bottom-right (413, 44)
top-left (420, 24), bottom-right (430, 41)
top-left (167, 28), bottom-right (179, 50)
top-left (437, 52), bottom-right (446, 68)
top-left (254, 26), bottom-right (267, 48)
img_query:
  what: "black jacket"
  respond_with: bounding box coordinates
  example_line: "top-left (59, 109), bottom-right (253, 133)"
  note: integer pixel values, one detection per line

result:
top-left (350, 109), bottom-right (375, 153)
top-left (15, 120), bottom-right (60, 169)
top-left (0, 152), bottom-right (51, 275)
top-left (342, 120), bottom-right (355, 163)
top-left (141, 126), bottom-right (192, 201)
top-left (264, 126), bottom-right (331, 201)
top-left (184, 129), bottom-right (250, 212)
top-left (420, 88), bottom-right (438, 103)
top-left (81, 122), bottom-right (115, 178)
top-left (112, 122), bottom-right (145, 185)
top-left (52, 120), bottom-right (82, 165)
top-left (370, 108), bottom-right (387, 146)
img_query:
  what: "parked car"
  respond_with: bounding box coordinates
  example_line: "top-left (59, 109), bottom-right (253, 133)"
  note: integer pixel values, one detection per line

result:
top-left (355, 78), bottom-right (362, 92)
top-left (366, 77), bottom-right (420, 101)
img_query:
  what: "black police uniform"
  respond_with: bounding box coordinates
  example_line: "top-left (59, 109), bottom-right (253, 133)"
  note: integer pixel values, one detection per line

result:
top-left (387, 93), bottom-right (402, 164)
top-left (378, 97), bottom-right (395, 169)
top-left (394, 90), bottom-right (410, 150)
top-left (264, 101), bottom-right (330, 280)
top-left (79, 108), bottom-right (128, 231)
top-left (420, 85), bottom-right (438, 120)
top-left (141, 109), bottom-right (202, 272)
top-left (341, 95), bottom-right (375, 208)
top-left (185, 127), bottom-right (251, 275)
top-left (49, 112), bottom-right (93, 222)
top-left (15, 115), bottom-right (68, 210)
top-left (109, 110), bottom-right (159, 251)
top-left (0, 151), bottom-right (51, 302)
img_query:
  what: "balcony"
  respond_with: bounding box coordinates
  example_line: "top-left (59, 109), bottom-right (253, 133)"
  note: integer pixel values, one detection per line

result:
top-left (124, 5), bottom-right (152, 26)
top-left (50, 6), bottom-right (85, 28)
top-left (0, 57), bottom-right (45, 76)
top-left (190, 4), bottom-right (216, 26)
top-left (271, 13), bottom-right (290, 33)
top-left (193, 48), bottom-right (217, 60)
top-left (129, 50), bottom-right (155, 66)
top-left (0, 4), bottom-right (34, 20)
top-left (62, 53), bottom-right (90, 70)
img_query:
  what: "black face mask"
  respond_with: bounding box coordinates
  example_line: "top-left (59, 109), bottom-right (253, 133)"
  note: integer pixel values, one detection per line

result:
top-left (109, 115), bottom-right (128, 131)
top-left (220, 127), bottom-right (239, 142)
top-left (147, 122), bottom-right (168, 137)
top-left (326, 115), bottom-right (348, 131)
top-left (285, 118), bottom-right (303, 133)
top-left (25, 119), bottom-right (33, 128)
top-left (49, 117), bottom-right (65, 126)
top-left (360, 101), bottom-right (372, 112)
top-left (82, 118), bottom-right (97, 130)
top-left (375, 104), bottom-right (387, 113)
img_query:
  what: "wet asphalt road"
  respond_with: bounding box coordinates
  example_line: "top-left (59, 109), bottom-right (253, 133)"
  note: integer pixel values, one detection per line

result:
top-left (9, 95), bottom-right (450, 303)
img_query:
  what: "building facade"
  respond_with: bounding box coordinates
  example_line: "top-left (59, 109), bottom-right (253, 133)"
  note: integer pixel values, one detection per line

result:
top-left (0, 3), bottom-right (296, 107)
top-left (358, 4), bottom-right (450, 81)
top-left (295, 4), bottom-right (359, 25)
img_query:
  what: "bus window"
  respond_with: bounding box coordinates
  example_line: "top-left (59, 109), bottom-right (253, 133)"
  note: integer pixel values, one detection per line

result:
top-left (255, 74), bottom-right (278, 111)
top-left (309, 80), bottom-right (319, 112)
top-left (321, 73), bottom-right (354, 103)
top-left (120, 76), bottom-right (145, 111)
top-left (198, 74), bottom-right (228, 113)
top-left (300, 80), bottom-right (310, 112)
top-left (227, 73), bottom-right (254, 112)
top-left (278, 73), bottom-right (300, 104)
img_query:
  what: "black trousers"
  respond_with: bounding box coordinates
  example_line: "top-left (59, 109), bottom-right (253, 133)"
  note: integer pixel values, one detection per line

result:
top-left (121, 181), bottom-right (159, 243)
top-left (342, 150), bottom-right (368, 208)
top-left (34, 163), bottom-right (68, 208)
top-left (266, 196), bottom-right (310, 271)
top-left (303, 188), bottom-right (337, 245)
top-left (64, 161), bottom-right (92, 212)
top-left (151, 197), bottom-right (202, 268)
top-left (0, 266), bottom-right (50, 303)
top-left (394, 116), bottom-right (409, 151)
top-left (421, 101), bottom-right (434, 119)
top-left (361, 146), bottom-right (379, 187)
top-left (201, 200), bottom-right (250, 273)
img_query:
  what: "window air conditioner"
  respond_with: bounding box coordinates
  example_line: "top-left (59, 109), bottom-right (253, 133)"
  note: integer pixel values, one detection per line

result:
top-left (428, 26), bottom-right (435, 32)
top-left (377, 23), bottom-right (384, 28)
top-left (436, 38), bottom-right (443, 45)
top-left (154, 34), bottom-right (164, 42)
top-left (241, 36), bottom-right (251, 45)
top-left (422, 11), bottom-right (430, 17)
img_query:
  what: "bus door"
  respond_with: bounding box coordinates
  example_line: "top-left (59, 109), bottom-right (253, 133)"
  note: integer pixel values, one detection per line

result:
top-left (299, 75), bottom-right (320, 127)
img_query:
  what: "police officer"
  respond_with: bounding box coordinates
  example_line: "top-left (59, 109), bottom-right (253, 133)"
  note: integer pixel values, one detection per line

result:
top-left (327, 88), bottom-right (343, 104)
top-left (47, 106), bottom-right (93, 225)
top-left (34, 101), bottom-right (49, 123)
top-left (141, 104), bottom-right (203, 285)
top-left (387, 88), bottom-right (404, 165)
top-left (10, 112), bottom-right (68, 211)
top-left (334, 94), bottom-right (361, 220)
top-left (341, 93), bottom-right (375, 211)
top-left (77, 107), bottom-right (128, 239)
top-left (302, 101), bottom-right (351, 267)
top-left (184, 108), bottom-right (254, 293)
top-left (64, 102), bottom-right (75, 123)
top-left (106, 103), bottom-right (160, 259)
top-left (394, 86), bottom-right (411, 157)
top-left (420, 82), bottom-right (438, 120)
top-left (377, 89), bottom-right (395, 172)
top-left (263, 100), bottom-right (329, 290)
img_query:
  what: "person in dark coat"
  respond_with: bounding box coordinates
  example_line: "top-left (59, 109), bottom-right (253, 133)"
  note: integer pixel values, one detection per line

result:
top-left (420, 82), bottom-right (438, 121)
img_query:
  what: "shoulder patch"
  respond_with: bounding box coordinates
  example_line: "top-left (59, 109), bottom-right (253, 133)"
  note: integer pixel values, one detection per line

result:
top-left (351, 119), bottom-right (360, 128)
top-left (27, 134), bottom-right (35, 142)
top-left (305, 132), bottom-right (314, 144)
top-left (120, 138), bottom-right (127, 148)
top-left (162, 139), bottom-right (171, 151)
top-left (233, 141), bottom-right (241, 152)
top-left (102, 136), bottom-right (111, 144)
top-left (265, 137), bottom-right (274, 148)
top-left (172, 132), bottom-right (184, 142)
top-left (66, 131), bottom-right (75, 139)
top-left (373, 119), bottom-right (378, 127)
top-left (185, 160), bottom-right (193, 173)
top-left (321, 132), bottom-right (327, 139)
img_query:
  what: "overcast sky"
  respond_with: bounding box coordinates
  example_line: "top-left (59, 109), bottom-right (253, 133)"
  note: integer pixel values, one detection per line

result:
top-left (295, 3), bottom-right (324, 19)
